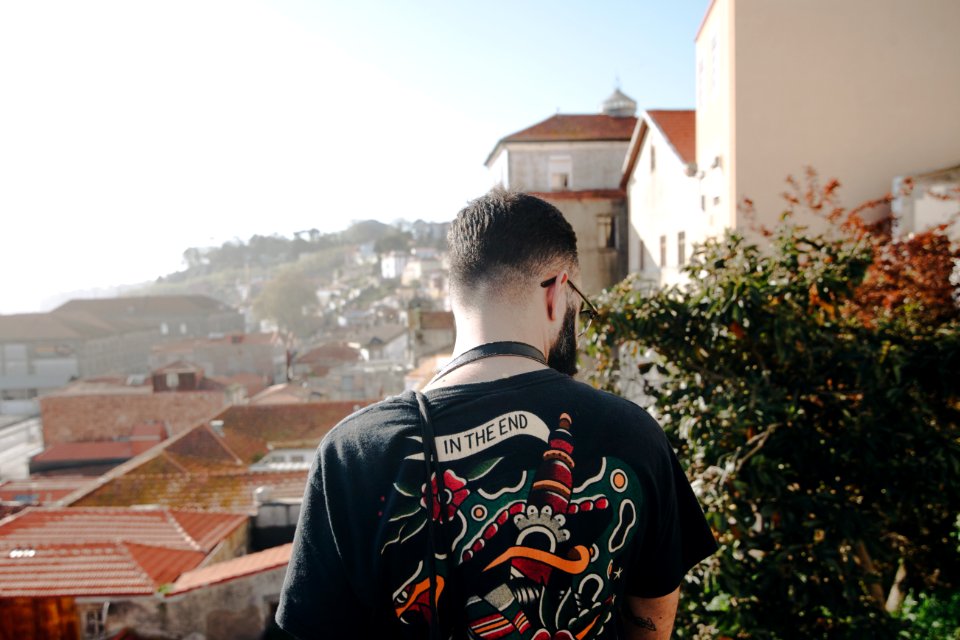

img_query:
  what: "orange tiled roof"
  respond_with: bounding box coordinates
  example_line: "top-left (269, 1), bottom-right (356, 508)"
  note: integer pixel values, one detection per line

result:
top-left (0, 542), bottom-right (205, 597)
top-left (54, 294), bottom-right (234, 317)
top-left (486, 114), bottom-right (637, 166)
top-left (0, 507), bottom-right (247, 552)
top-left (62, 403), bottom-right (363, 511)
top-left (0, 477), bottom-right (94, 504)
top-left (73, 470), bottom-right (308, 513)
top-left (503, 114), bottom-right (637, 143)
top-left (295, 343), bottom-right (361, 365)
top-left (528, 189), bottom-right (626, 201)
top-left (251, 383), bottom-right (316, 405)
top-left (419, 311), bottom-right (454, 331)
top-left (217, 402), bottom-right (367, 464)
top-left (168, 543), bottom-right (293, 595)
top-left (32, 441), bottom-right (137, 464)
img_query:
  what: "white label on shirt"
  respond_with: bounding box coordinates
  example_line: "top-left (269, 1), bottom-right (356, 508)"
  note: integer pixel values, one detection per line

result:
top-left (429, 411), bottom-right (550, 462)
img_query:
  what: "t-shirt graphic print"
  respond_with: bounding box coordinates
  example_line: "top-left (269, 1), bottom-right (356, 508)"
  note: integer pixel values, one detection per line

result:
top-left (386, 410), bottom-right (648, 639)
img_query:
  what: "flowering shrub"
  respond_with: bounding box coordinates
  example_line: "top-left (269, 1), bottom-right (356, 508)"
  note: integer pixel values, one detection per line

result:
top-left (585, 174), bottom-right (960, 638)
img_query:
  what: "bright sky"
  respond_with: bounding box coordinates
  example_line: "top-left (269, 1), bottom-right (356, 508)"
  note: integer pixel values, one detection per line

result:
top-left (0, 0), bottom-right (708, 313)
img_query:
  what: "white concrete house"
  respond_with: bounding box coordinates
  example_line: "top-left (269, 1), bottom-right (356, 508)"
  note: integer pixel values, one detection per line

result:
top-left (485, 90), bottom-right (638, 294)
top-left (622, 110), bottom-right (703, 288)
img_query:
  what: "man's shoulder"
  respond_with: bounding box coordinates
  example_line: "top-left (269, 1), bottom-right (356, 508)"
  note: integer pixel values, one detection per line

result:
top-left (321, 393), bottom-right (418, 450)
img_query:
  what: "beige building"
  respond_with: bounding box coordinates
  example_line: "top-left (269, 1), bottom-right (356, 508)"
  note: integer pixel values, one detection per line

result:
top-left (485, 90), bottom-right (638, 294)
top-left (622, 110), bottom-right (702, 287)
top-left (696, 0), bottom-right (960, 233)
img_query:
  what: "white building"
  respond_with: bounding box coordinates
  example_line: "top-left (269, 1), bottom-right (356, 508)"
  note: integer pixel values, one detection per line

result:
top-left (892, 164), bottom-right (960, 242)
top-left (0, 415), bottom-right (43, 480)
top-left (622, 110), bottom-right (702, 287)
top-left (696, 0), bottom-right (960, 234)
top-left (381, 251), bottom-right (410, 280)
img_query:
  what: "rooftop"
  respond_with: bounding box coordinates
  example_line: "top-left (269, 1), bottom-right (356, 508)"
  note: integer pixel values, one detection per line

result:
top-left (0, 507), bottom-right (247, 552)
top-left (0, 476), bottom-right (94, 504)
top-left (168, 542), bottom-right (293, 595)
top-left (648, 109), bottom-right (696, 166)
top-left (486, 113), bottom-right (637, 166)
top-left (64, 402), bottom-right (365, 511)
top-left (54, 294), bottom-right (235, 317)
top-left (0, 542), bottom-right (205, 597)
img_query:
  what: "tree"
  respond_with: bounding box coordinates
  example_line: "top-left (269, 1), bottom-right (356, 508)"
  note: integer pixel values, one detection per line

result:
top-left (586, 176), bottom-right (960, 638)
top-left (253, 268), bottom-right (320, 338)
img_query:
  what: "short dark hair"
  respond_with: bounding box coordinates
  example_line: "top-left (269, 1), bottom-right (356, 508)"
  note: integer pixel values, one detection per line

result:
top-left (447, 188), bottom-right (578, 300)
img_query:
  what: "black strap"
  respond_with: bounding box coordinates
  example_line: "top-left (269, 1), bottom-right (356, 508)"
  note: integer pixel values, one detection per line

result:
top-left (429, 341), bottom-right (546, 385)
top-left (415, 391), bottom-right (445, 640)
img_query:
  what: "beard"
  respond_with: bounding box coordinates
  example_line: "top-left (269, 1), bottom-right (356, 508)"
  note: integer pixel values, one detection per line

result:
top-left (547, 304), bottom-right (578, 376)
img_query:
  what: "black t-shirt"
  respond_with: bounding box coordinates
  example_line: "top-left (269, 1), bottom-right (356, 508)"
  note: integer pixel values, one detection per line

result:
top-left (277, 369), bottom-right (717, 639)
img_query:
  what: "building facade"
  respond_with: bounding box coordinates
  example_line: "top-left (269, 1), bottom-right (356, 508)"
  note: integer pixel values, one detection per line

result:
top-left (622, 110), bottom-right (702, 287)
top-left (696, 0), bottom-right (960, 233)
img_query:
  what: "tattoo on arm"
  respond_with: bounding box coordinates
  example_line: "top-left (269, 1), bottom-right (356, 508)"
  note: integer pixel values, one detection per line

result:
top-left (625, 612), bottom-right (657, 631)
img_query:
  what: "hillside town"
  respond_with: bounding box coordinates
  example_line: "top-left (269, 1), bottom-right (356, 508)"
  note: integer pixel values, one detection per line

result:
top-left (1, 2), bottom-right (958, 639)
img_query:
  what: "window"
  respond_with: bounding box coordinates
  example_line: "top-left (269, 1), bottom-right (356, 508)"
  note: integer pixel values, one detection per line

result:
top-left (160, 322), bottom-right (169, 335)
top-left (548, 155), bottom-right (572, 191)
top-left (678, 231), bottom-right (687, 267)
top-left (550, 172), bottom-right (569, 190)
top-left (179, 322), bottom-right (188, 335)
top-left (713, 196), bottom-right (721, 206)
top-left (639, 238), bottom-right (645, 271)
top-left (165, 372), bottom-right (179, 390)
top-left (660, 235), bottom-right (667, 267)
top-left (700, 195), bottom-right (706, 211)
top-left (290, 454), bottom-right (306, 463)
top-left (83, 606), bottom-right (107, 640)
top-left (650, 146), bottom-right (656, 172)
top-left (597, 214), bottom-right (616, 249)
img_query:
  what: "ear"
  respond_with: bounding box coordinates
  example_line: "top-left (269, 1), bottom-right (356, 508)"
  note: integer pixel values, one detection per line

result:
top-left (543, 272), bottom-right (568, 322)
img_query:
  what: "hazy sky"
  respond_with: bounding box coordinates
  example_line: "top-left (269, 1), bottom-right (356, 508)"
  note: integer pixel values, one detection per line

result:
top-left (0, 0), bottom-right (708, 313)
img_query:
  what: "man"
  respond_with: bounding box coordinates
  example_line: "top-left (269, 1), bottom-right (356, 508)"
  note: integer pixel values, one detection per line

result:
top-left (277, 189), bottom-right (717, 639)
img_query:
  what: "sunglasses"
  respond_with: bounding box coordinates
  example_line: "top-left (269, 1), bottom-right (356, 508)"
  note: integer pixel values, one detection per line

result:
top-left (540, 275), bottom-right (599, 336)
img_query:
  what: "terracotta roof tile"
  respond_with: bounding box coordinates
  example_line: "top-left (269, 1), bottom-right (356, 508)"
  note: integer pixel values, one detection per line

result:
top-left (502, 114), bottom-right (637, 143)
top-left (0, 542), bottom-right (205, 597)
top-left (419, 311), bottom-right (455, 331)
top-left (32, 441), bottom-right (135, 464)
top-left (0, 543), bottom-right (158, 597)
top-left (0, 507), bottom-right (246, 552)
top-left (123, 541), bottom-right (205, 585)
top-left (295, 343), bottom-right (361, 365)
top-left (54, 295), bottom-right (234, 316)
top-left (621, 110), bottom-right (697, 189)
top-left (168, 543), bottom-right (292, 595)
top-left (218, 403), bottom-right (366, 464)
top-left (528, 189), bottom-right (626, 201)
top-left (251, 383), bottom-right (316, 405)
top-left (62, 403), bottom-right (361, 511)
top-left (73, 470), bottom-right (309, 513)
top-left (0, 477), bottom-right (94, 504)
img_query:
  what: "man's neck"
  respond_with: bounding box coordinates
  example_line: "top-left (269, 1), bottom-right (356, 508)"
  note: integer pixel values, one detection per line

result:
top-left (423, 310), bottom-right (550, 391)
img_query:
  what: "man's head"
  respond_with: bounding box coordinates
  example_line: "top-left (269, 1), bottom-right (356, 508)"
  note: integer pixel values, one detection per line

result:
top-left (448, 188), bottom-right (579, 303)
top-left (447, 188), bottom-right (582, 375)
